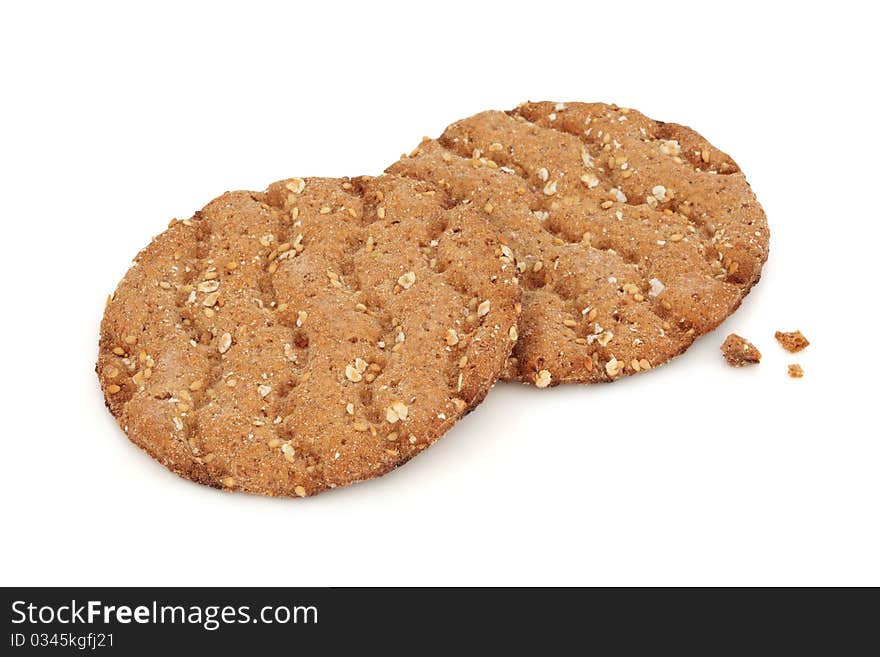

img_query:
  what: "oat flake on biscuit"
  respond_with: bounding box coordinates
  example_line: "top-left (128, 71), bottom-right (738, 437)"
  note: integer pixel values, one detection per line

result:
top-left (387, 101), bottom-right (769, 385)
top-left (97, 175), bottom-right (520, 497)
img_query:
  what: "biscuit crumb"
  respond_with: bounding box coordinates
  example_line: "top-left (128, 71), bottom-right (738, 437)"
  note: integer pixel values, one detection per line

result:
top-left (721, 334), bottom-right (761, 366)
top-left (775, 330), bottom-right (809, 353)
top-left (787, 364), bottom-right (804, 378)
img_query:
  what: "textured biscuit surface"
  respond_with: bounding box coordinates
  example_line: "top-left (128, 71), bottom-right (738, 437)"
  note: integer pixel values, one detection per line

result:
top-left (388, 101), bottom-right (769, 385)
top-left (98, 175), bottom-right (520, 497)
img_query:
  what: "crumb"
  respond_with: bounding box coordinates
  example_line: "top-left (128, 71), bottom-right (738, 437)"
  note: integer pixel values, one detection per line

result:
top-left (775, 330), bottom-right (809, 353)
top-left (721, 333), bottom-right (762, 366)
top-left (787, 364), bottom-right (804, 378)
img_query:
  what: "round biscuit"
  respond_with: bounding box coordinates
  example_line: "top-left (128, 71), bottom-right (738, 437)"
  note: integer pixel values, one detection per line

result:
top-left (97, 175), bottom-right (520, 496)
top-left (387, 101), bottom-right (769, 385)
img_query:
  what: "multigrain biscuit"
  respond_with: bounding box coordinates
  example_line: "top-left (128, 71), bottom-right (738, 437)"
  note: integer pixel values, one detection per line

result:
top-left (721, 333), bottom-right (761, 366)
top-left (388, 101), bottom-right (769, 385)
top-left (775, 330), bottom-right (809, 353)
top-left (788, 364), bottom-right (804, 378)
top-left (97, 175), bottom-right (521, 497)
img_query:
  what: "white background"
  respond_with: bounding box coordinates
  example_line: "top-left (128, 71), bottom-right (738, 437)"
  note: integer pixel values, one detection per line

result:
top-left (2, 1), bottom-right (877, 586)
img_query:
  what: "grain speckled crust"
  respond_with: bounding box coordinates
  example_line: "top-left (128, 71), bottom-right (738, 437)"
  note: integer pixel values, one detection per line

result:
top-left (387, 101), bottom-right (769, 385)
top-left (97, 175), bottom-right (520, 497)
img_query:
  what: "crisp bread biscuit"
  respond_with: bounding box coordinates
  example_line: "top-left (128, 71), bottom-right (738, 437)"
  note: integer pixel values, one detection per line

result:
top-left (97, 175), bottom-right (520, 497)
top-left (387, 101), bottom-right (769, 385)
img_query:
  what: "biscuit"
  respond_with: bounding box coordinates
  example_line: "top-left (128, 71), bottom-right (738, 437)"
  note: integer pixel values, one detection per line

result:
top-left (97, 175), bottom-right (520, 497)
top-left (387, 101), bottom-right (769, 385)
top-left (721, 333), bottom-right (761, 366)
top-left (787, 364), bottom-right (804, 378)
top-left (775, 330), bottom-right (809, 353)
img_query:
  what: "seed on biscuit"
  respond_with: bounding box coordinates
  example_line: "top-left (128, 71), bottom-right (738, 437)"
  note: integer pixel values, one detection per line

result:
top-left (281, 443), bottom-right (296, 463)
top-left (648, 278), bottom-right (665, 297)
top-left (581, 148), bottom-right (594, 167)
top-left (610, 188), bottom-right (627, 203)
top-left (605, 357), bottom-right (623, 377)
top-left (397, 271), bottom-right (416, 289)
top-left (597, 331), bottom-right (614, 347)
top-left (345, 364), bottom-right (363, 382)
top-left (534, 370), bottom-right (552, 388)
top-left (581, 173), bottom-right (599, 188)
top-left (286, 178), bottom-right (305, 194)
top-left (477, 300), bottom-right (491, 317)
top-left (659, 140), bottom-right (681, 156)
top-left (218, 332), bottom-right (232, 354)
top-left (385, 401), bottom-right (409, 424)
